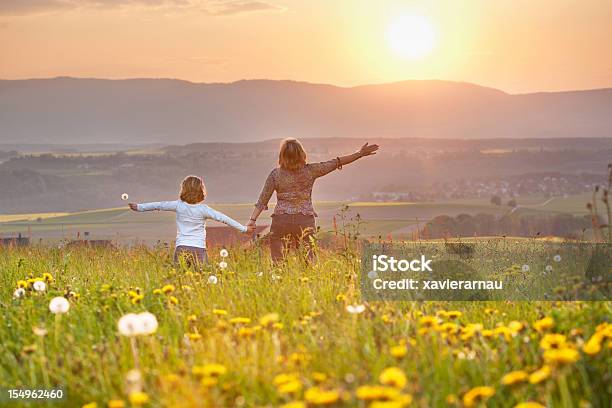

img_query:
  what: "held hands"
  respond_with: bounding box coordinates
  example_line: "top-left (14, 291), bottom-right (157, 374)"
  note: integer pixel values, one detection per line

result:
top-left (245, 219), bottom-right (257, 234)
top-left (128, 203), bottom-right (139, 211)
top-left (358, 142), bottom-right (379, 157)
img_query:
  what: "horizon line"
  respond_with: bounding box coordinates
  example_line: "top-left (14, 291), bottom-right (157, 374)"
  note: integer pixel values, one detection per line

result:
top-left (2, 75), bottom-right (612, 95)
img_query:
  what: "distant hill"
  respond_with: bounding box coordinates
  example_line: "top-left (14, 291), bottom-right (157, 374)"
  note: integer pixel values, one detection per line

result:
top-left (0, 77), bottom-right (611, 144)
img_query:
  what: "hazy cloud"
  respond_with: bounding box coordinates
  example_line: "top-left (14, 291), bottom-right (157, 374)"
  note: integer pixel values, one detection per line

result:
top-left (0, 0), bottom-right (278, 16)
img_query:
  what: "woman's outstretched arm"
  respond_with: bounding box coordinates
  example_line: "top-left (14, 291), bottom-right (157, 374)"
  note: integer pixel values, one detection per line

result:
top-left (338, 142), bottom-right (379, 166)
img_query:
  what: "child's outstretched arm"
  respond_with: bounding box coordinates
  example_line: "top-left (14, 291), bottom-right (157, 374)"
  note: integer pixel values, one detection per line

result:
top-left (129, 201), bottom-right (179, 212)
top-left (203, 205), bottom-right (248, 233)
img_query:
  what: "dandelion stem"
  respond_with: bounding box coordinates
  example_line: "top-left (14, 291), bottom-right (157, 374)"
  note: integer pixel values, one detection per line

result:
top-left (130, 337), bottom-right (140, 369)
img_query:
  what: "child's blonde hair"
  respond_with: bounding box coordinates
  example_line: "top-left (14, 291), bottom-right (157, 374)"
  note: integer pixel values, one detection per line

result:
top-left (279, 138), bottom-right (307, 171)
top-left (180, 175), bottom-right (206, 204)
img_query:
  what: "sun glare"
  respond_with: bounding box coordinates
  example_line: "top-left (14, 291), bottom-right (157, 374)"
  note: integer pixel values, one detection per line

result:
top-left (386, 15), bottom-right (436, 59)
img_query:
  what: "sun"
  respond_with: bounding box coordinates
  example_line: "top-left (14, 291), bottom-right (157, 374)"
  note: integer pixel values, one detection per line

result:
top-left (386, 15), bottom-right (436, 59)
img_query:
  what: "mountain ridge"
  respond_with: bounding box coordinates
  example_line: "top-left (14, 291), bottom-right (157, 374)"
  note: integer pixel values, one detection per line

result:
top-left (1, 77), bottom-right (611, 144)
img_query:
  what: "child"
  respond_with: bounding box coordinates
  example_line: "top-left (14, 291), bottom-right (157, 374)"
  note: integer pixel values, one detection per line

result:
top-left (129, 175), bottom-right (252, 266)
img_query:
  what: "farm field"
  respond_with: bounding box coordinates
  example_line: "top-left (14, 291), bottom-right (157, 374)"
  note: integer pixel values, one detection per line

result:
top-left (0, 195), bottom-right (590, 244)
top-left (1, 242), bottom-right (610, 407)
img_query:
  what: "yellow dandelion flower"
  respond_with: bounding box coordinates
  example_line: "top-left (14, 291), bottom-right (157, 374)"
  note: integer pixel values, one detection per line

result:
top-left (82, 403), bottom-right (97, 408)
top-left (128, 392), bottom-right (149, 406)
top-left (162, 373), bottom-right (180, 384)
top-left (130, 294), bottom-right (144, 304)
top-left (161, 284), bottom-right (175, 294)
top-left (501, 370), bottom-right (529, 385)
top-left (213, 309), bottom-right (228, 316)
top-left (187, 314), bottom-right (197, 322)
top-left (17, 280), bottom-right (28, 289)
top-left (272, 322), bottom-right (284, 330)
top-left (304, 387), bottom-right (340, 405)
top-left (188, 333), bottom-right (202, 341)
top-left (533, 317), bottom-right (554, 333)
top-left (445, 394), bottom-right (458, 404)
top-left (419, 316), bottom-right (440, 328)
top-left (335, 294), bottom-right (346, 302)
top-left (107, 400), bottom-right (126, 408)
top-left (514, 403), bottom-right (546, 408)
top-left (528, 365), bottom-right (551, 384)
top-left (539, 333), bottom-right (567, 350)
top-left (42, 273), bottom-right (54, 282)
top-left (259, 313), bottom-right (280, 327)
top-left (462, 386), bottom-right (495, 407)
top-left (355, 385), bottom-right (400, 401)
top-left (508, 321), bottom-right (524, 333)
top-left (280, 402), bottom-right (306, 408)
top-left (582, 333), bottom-right (603, 356)
top-left (238, 327), bottom-right (255, 338)
top-left (379, 367), bottom-right (407, 389)
top-left (390, 345), bottom-right (408, 358)
top-left (543, 347), bottom-right (579, 364)
top-left (273, 373), bottom-right (300, 386)
top-left (482, 329), bottom-right (494, 338)
top-left (201, 377), bottom-right (218, 387)
top-left (152, 289), bottom-right (162, 295)
top-left (278, 380), bottom-right (303, 394)
top-left (229, 317), bottom-right (251, 324)
top-left (312, 372), bottom-right (327, 382)
top-left (168, 296), bottom-right (179, 305)
top-left (446, 310), bottom-right (462, 319)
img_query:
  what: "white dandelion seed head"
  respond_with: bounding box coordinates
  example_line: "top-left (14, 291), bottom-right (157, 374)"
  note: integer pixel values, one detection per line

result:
top-left (545, 265), bottom-right (553, 272)
top-left (346, 304), bottom-right (366, 314)
top-left (367, 270), bottom-right (378, 279)
top-left (117, 313), bottom-right (141, 337)
top-left (49, 296), bottom-right (70, 314)
top-left (521, 264), bottom-right (530, 272)
top-left (33, 281), bottom-right (46, 292)
top-left (553, 254), bottom-right (562, 262)
top-left (121, 193), bottom-right (129, 201)
top-left (219, 261), bottom-right (228, 269)
top-left (208, 275), bottom-right (218, 284)
top-left (14, 288), bottom-right (26, 298)
top-left (137, 312), bottom-right (158, 335)
top-left (219, 249), bottom-right (229, 258)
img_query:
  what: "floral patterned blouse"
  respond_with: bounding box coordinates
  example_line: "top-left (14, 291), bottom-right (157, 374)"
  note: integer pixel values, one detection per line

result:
top-left (255, 160), bottom-right (339, 216)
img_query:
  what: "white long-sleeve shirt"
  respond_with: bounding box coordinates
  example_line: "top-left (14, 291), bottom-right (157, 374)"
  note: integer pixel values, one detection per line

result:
top-left (136, 200), bottom-right (247, 248)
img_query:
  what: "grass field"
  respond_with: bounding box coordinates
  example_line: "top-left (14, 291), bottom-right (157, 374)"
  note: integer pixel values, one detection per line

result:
top-left (1, 240), bottom-right (610, 407)
top-left (0, 195), bottom-right (591, 244)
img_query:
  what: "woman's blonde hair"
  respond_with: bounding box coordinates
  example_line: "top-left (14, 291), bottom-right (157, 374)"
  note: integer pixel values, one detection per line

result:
top-left (279, 138), bottom-right (307, 170)
top-left (180, 175), bottom-right (206, 204)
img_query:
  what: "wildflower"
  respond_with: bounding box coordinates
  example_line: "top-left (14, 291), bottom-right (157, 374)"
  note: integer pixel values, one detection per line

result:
top-left (278, 380), bottom-right (303, 394)
top-left (446, 310), bottom-right (462, 319)
top-left (117, 314), bottom-right (141, 337)
top-left (379, 367), bottom-right (407, 389)
top-left (390, 345), bottom-right (407, 358)
top-left (522, 264), bottom-right (530, 272)
top-left (199, 363), bottom-right (227, 377)
top-left (33, 326), bottom-right (47, 336)
top-left (208, 275), bottom-right (218, 284)
top-left (533, 317), bottom-right (554, 333)
top-left (201, 377), bottom-right (218, 387)
top-left (539, 333), bottom-right (567, 350)
top-left (508, 321), bottom-right (524, 333)
top-left (82, 403), bottom-right (97, 408)
top-left (161, 284), bottom-right (175, 294)
top-left (355, 385), bottom-right (400, 401)
top-left (42, 273), bottom-right (54, 282)
top-left (213, 309), bottom-right (228, 316)
top-left (220, 248), bottom-right (229, 258)
top-left (553, 254), bottom-right (562, 262)
top-left (153, 289), bottom-right (162, 295)
top-left (514, 403), bottom-right (545, 408)
top-left (280, 402), bottom-right (306, 408)
top-left (501, 370), bottom-right (529, 385)
top-left (13, 288), bottom-right (26, 298)
top-left (219, 261), bottom-right (228, 269)
top-left (121, 193), bottom-right (129, 201)
top-left (274, 373), bottom-right (300, 386)
top-left (528, 365), bottom-right (551, 384)
top-left (49, 296), bottom-right (70, 314)
top-left (419, 316), bottom-right (440, 328)
top-left (229, 317), bottom-right (251, 324)
top-left (33, 280), bottom-right (46, 292)
top-left (335, 294), bottom-right (346, 302)
top-left (107, 400), bottom-right (126, 408)
top-left (462, 386), bottom-right (495, 407)
top-left (17, 280), bottom-right (28, 289)
top-left (260, 313), bottom-right (280, 327)
top-left (544, 347), bottom-right (580, 364)
top-left (129, 290), bottom-right (144, 304)
top-left (312, 372), bottom-right (327, 382)
top-left (304, 387), bottom-right (340, 405)
top-left (128, 391), bottom-right (149, 406)
top-left (168, 296), bottom-right (179, 305)
top-left (138, 312), bottom-right (158, 335)
top-left (238, 327), bottom-right (254, 338)
top-left (346, 304), bottom-right (366, 314)
top-left (582, 333), bottom-right (603, 355)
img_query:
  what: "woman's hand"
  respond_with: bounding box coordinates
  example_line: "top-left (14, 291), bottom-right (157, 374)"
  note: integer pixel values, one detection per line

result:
top-left (128, 203), bottom-right (139, 211)
top-left (246, 219), bottom-right (257, 233)
top-left (358, 142), bottom-right (379, 157)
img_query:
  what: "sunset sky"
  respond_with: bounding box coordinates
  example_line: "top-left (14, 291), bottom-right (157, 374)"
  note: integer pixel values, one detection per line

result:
top-left (1, 0), bottom-right (611, 93)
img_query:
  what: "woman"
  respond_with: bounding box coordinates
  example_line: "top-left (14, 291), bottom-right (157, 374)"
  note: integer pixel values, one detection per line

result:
top-left (248, 138), bottom-right (379, 261)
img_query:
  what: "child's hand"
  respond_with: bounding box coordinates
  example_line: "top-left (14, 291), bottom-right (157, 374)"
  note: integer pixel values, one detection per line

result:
top-left (245, 222), bottom-right (257, 234)
top-left (128, 203), bottom-right (139, 211)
